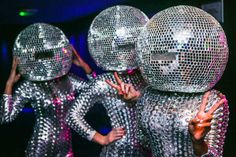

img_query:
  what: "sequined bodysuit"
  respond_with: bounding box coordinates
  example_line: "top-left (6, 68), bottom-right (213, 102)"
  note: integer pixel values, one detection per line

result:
top-left (67, 71), bottom-right (147, 157)
top-left (1, 74), bottom-right (88, 157)
top-left (138, 87), bottom-right (229, 157)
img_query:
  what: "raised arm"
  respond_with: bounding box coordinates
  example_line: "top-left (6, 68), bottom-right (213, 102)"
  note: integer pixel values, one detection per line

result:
top-left (188, 91), bottom-right (228, 157)
top-left (66, 79), bottom-right (125, 145)
top-left (71, 45), bottom-right (92, 74)
top-left (4, 57), bottom-right (21, 95)
top-left (1, 57), bottom-right (30, 123)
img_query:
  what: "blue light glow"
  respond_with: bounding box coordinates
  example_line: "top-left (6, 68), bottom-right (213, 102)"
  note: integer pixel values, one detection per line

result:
top-left (1, 42), bottom-right (8, 60)
top-left (22, 107), bottom-right (34, 113)
top-left (69, 35), bottom-right (76, 47)
top-left (99, 127), bottom-right (111, 135)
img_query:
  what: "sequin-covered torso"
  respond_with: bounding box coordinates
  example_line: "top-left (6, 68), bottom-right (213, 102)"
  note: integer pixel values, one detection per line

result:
top-left (138, 87), bottom-right (229, 157)
top-left (67, 71), bottom-right (147, 157)
top-left (1, 74), bottom-right (88, 157)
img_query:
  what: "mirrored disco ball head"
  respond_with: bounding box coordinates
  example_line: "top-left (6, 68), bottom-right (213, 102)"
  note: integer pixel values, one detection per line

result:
top-left (88, 5), bottom-right (149, 71)
top-left (137, 5), bottom-right (228, 93)
top-left (13, 23), bottom-right (72, 81)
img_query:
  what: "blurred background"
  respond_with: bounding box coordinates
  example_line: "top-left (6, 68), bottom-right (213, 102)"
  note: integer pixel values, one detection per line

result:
top-left (0, 0), bottom-right (235, 156)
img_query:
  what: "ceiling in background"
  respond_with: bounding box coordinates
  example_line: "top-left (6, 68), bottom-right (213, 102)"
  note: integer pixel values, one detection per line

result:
top-left (0, 0), bottom-right (219, 24)
top-left (0, 0), bottom-right (126, 24)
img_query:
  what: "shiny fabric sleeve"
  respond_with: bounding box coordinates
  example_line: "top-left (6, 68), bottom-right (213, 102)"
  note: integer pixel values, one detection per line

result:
top-left (66, 78), bottom-right (108, 141)
top-left (0, 81), bottom-right (31, 124)
top-left (86, 71), bottom-right (96, 80)
top-left (136, 92), bottom-right (151, 155)
top-left (202, 91), bottom-right (229, 157)
top-left (68, 73), bottom-right (90, 92)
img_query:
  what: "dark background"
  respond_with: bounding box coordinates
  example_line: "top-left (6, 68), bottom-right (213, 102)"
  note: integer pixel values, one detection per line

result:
top-left (0, 0), bottom-right (235, 156)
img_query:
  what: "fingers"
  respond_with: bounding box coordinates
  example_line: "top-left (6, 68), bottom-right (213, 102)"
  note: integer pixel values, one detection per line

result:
top-left (106, 74), bottom-right (137, 100)
top-left (200, 91), bottom-right (211, 112)
top-left (105, 72), bottom-right (123, 92)
top-left (112, 127), bottom-right (125, 132)
top-left (15, 74), bottom-right (21, 82)
top-left (197, 122), bottom-right (211, 127)
top-left (218, 93), bottom-right (226, 99)
top-left (114, 72), bottom-right (122, 85)
top-left (189, 118), bottom-right (200, 125)
top-left (111, 128), bottom-right (125, 138)
top-left (113, 136), bottom-right (123, 141)
top-left (189, 121), bottom-right (211, 127)
top-left (12, 57), bottom-right (16, 66)
top-left (72, 59), bottom-right (80, 66)
top-left (105, 80), bottom-right (121, 91)
top-left (124, 92), bottom-right (139, 101)
top-left (122, 83), bottom-right (134, 95)
top-left (10, 57), bottom-right (20, 74)
top-left (125, 84), bottom-right (131, 94)
top-left (114, 133), bottom-right (125, 137)
top-left (130, 86), bottom-right (140, 98)
top-left (121, 82), bottom-right (125, 93)
top-left (71, 45), bottom-right (82, 62)
top-left (201, 116), bottom-right (213, 123)
top-left (105, 79), bottom-right (133, 96)
top-left (122, 83), bottom-right (132, 94)
top-left (113, 128), bottom-right (125, 133)
top-left (72, 53), bottom-right (81, 63)
top-left (12, 57), bottom-right (19, 69)
top-left (123, 85), bottom-right (140, 101)
top-left (207, 98), bottom-right (227, 115)
top-left (71, 45), bottom-right (77, 55)
top-left (71, 44), bottom-right (75, 51)
top-left (124, 93), bottom-right (136, 101)
top-left (190, 115), bottom-right (213, 125)
top-left (71, 46), bottom-right (78, 57)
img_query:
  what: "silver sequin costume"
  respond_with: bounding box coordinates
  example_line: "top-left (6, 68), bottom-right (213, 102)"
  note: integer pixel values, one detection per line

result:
top-left (0, 23), bottom-right (89, 156)
top-left (67, 5), bottom-right (149, 157)
top-left (67, 71), bottom-right (147, 157)
top-left (1, 75), bottom-right (88, 157)
top-left (136, 5), bottom-right (229, 157)
top-left (138, 88), bottom-right (229, 157)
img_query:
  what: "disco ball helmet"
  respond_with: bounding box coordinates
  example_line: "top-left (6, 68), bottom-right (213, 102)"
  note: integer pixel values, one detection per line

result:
top-left (13, 23), bottom-right (72, 81)
top-left (88, 5), bottom-right (149, 71)
top-left (137, 5), bottom-right (228, 93)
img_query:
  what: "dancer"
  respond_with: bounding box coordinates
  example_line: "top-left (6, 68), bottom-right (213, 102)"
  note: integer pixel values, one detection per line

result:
top-left (66, 5), bottom-right (149, 157)
top-left (1, 23), bottom-right (91, 157)
top-left (109, 5), bottom-right (229, 157)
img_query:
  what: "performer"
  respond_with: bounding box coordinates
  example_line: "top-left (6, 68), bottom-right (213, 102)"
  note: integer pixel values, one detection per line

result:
top-left (109, 5), bottom-right (229, 157)
top-left (66, 5), bottom-right (149, 157)
top-left (0, 23), bottom-right (91, 157)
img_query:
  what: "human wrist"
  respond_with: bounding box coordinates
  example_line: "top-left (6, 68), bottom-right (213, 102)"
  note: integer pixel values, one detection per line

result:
top-left (191, 137), bottom-right (205, 145)
top-left (191, 138), bottom-right (208, 157)
top-left (102, 135), bottom-right (109, 146)
top-left (6, 80), bottom-right (14, 87)
top-left (4, 82), bottom-right (14, 95)
top-left (93, 132), bottom-right (107, 146)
